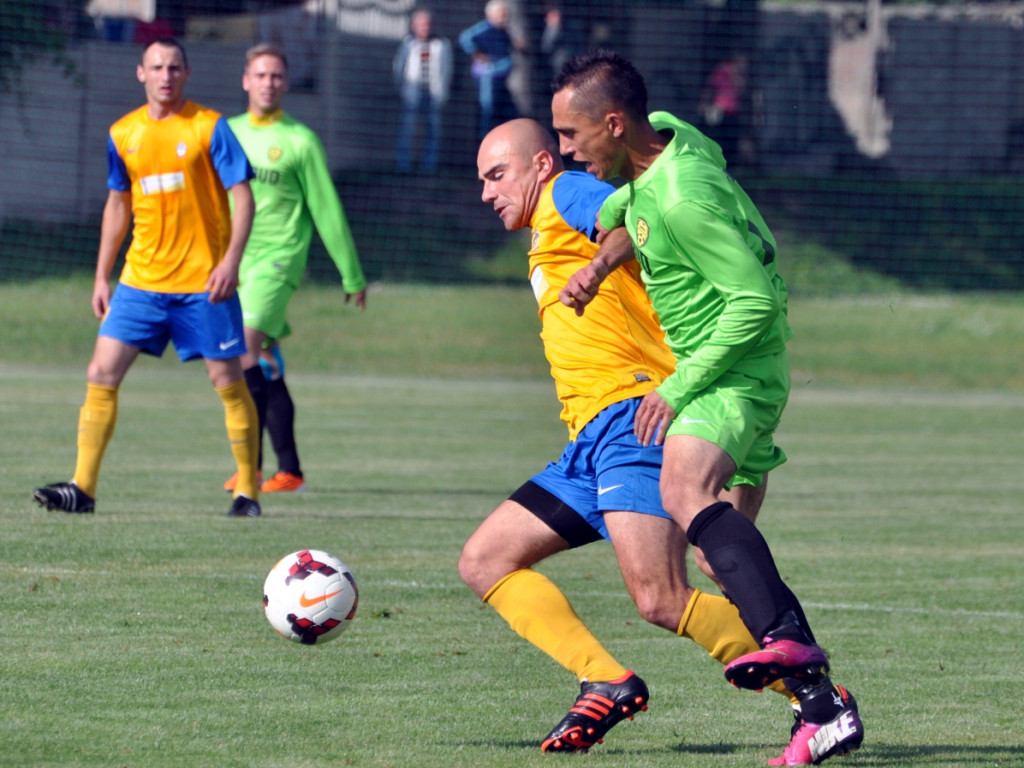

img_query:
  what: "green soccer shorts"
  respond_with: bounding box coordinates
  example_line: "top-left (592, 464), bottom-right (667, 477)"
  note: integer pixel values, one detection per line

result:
top-left (238, 276), bottom-right (296, 341)
top-left (665, 350), bottom-right (790, 488)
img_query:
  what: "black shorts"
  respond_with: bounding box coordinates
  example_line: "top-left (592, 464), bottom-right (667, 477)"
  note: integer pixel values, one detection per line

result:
top-left (508, 480), bottom-right (603, 549)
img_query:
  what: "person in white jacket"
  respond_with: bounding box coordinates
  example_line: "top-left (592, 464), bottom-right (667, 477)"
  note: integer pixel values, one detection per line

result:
top-left (394, 9), bottom-right (453, 174)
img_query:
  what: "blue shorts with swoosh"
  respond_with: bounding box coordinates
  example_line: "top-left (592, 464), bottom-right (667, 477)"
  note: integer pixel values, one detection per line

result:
top-left (99, 284), bottom-right (246, 362)
top-left (528, 397), bottom-right (671, 542)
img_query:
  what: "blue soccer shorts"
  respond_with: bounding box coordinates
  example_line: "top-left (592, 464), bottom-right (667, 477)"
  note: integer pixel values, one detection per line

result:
top-left (99, 284), bottom-right (247, 362)
top-left (515, 397), bottom-right (671, 545)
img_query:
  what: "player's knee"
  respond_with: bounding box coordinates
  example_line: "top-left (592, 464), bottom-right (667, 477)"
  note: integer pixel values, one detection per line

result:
top-left (693, 549), bottom-right (715, 582)
top-left (660, 493), bottom-right (701, 533)
top-left (459, 533), bottom-right (530, 599)
top-left (631, 585), bottom-right (685, 632)
top-left (86, 360), bottom-right (121, 387)
top-left (457, 540), bottom-right (496, 597)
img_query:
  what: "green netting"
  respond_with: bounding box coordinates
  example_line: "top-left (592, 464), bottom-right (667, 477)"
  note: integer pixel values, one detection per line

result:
top-left (3, 0), bottom-right (1022, 290)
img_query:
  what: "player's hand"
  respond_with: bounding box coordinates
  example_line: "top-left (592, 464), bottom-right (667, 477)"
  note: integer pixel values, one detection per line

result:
top-left (559, 261), bottom-right (608, 317)
top-left (594, 219), bottom-right (611, 245)
top-left (91, 278), bottom-right (112, 320)
top-left (206, 262), bottom-right (239, 304)
top-left (346, 289), bottom-right (367, 311)
top-left (635, 390), bottom-right (676, 447)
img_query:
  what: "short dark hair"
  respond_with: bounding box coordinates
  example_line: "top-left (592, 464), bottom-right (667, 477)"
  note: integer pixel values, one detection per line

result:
top-left (141, 37), bottom-right (189, 69)
top-left (552, 50), bottom-right (648, 123)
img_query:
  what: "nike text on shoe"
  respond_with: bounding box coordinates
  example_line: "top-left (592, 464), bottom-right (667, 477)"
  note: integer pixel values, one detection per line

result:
top-left (541, 672), bottom-right (649, 753)
top-left (260, 471), bottom-right (306, 493)
top-left (32, 482), bottom-right (95, 513)
top-left (725, 638), bottom-right (829, 691)
top-left (768, 688), bottom-right (863, 766)
top-left (227, 495), bottom-right (261, 518)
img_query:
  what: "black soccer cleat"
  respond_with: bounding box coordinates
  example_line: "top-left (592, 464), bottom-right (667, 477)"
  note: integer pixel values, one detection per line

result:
top-left (541, 671), bottom-right (649, 753)
top-left (32, 482), bottom-right (95, 513)
top-left (227, 495), bottom-right (261, 518)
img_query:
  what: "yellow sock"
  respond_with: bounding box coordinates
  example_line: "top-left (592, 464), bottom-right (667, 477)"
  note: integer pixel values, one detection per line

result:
top-left (678, 588), bottom-right (797, 703)
top-left (484, 569), bottom-right (628, 683)
top-left (72, 383), bottom-right (118, 498)
top-left (216, 380), bottom-right (260, 499)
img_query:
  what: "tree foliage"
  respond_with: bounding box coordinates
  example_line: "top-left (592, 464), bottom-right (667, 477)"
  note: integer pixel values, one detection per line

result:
top-left (0, 0), bottom-right (73, 95)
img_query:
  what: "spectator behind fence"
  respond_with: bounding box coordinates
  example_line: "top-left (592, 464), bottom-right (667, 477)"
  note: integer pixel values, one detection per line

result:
top-left (540, 3), bottom-right (584, 85)
top-left (394, 8), bottom-right (453, 174)
top-left (699, 51), bottom-right (751, 166)
top-left (459, 0), bottom-right (519, 140)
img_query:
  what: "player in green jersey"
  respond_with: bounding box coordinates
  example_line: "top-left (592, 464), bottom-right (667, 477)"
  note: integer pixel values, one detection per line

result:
top-left (552, 51), bottom-right (863, 766)
top-left (225, 43), bottom-right (367, 495)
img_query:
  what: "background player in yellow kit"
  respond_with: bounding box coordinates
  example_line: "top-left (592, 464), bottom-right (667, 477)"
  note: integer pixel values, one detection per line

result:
top-left (32, 38), bottom-right (262, 519)
top-left (461, 118), bottom-right (793, 754)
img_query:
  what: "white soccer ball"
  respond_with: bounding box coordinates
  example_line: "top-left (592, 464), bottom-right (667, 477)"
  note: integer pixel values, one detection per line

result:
top-left (263, 549), bottom-right (358, 645)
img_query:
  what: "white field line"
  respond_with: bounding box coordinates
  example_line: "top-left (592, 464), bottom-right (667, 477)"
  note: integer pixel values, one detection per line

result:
top-left (13, 569), bottom-right (1021, 621)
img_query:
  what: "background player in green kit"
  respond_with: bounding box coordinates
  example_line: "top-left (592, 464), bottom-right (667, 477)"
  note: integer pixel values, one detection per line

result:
top-left (553, 51), bottom-right (864, 766)
top-left (225, 43), bottom-right (368, 494)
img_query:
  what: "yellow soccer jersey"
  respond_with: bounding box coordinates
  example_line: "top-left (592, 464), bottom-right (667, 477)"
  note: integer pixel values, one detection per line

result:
top-left (106, 101), bottom-right (253, 293)
top-left (529, 172), bottom-right (676, 439)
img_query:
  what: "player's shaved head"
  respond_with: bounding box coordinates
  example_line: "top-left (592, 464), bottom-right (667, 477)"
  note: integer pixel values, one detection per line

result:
top-left (478, 119), bottom-right (562, 231)
top-left (481, 118), bottom-right (562, 172)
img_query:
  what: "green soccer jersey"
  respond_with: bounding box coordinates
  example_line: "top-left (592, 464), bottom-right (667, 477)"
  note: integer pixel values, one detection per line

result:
top-left (228, 110), bottom-right (366, 293)
top-left (598, 111), bottom-right (792, 413)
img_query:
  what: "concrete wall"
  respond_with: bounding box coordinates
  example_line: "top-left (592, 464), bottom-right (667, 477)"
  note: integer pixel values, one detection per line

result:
top-left (3, 5), bottom-right (1023, 223)
top-left (757, 6), bottom-right (1024, 178)
top-left (884, 18), bottom-right (1024, 176)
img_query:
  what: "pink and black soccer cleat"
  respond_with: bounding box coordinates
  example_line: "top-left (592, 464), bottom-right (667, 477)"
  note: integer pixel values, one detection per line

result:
top-left (725, 637), bottom-right (829, 691)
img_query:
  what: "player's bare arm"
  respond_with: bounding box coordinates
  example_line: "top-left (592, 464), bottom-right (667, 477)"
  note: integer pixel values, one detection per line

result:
top-left (558, 226), bottom-right (634, 316)
top-left (207, 181), bottom-right (255, 303)
top-left (93, 190), bottom-right (132, 319)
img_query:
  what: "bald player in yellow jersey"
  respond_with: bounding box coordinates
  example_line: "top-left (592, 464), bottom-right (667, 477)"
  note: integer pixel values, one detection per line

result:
top-left (32, 38), bottom-right (262, 519)
top-left (460, 119), bottom-right (793, 754)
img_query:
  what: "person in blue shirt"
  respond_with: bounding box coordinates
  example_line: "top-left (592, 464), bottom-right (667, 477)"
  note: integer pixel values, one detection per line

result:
top-left (459, 0), bottom-right (518, 139)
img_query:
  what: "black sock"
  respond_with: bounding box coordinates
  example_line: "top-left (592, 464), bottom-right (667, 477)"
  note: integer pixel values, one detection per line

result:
top-left (243, 366), bottom-right (268, 471)
top-left (687, 501), bottom-right (814, 643)
top-left (794, 677), bottom-right (847, 724)
top-left (266, 377), bottom-right (301, 477)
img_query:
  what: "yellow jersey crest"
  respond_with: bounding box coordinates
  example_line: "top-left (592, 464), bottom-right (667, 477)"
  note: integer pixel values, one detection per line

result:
top-left (636, 217), bottom-right (650, 247)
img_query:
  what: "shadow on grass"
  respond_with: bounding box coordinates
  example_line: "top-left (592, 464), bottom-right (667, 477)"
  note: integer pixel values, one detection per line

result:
top-left (826, 744), bottom-right (1022, 765)
top-left (670, 741), bottom-right (1021, 765)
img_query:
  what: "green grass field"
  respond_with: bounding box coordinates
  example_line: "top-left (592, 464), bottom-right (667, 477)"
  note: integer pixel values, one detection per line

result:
top-left (2, 280), bottom-right (1023, 767)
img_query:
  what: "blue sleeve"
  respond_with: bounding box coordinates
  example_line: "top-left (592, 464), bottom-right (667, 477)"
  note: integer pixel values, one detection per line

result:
top-left (106, 135), bottom-right (130, 191)
top-left (209, 117), bottom-right (254, 189)
top-left (489, 54), bottom-right (513, 78)
top-left (550, 172), bottom-right (616, 240)
top-left (459, 20), bottom-right (488, 54)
